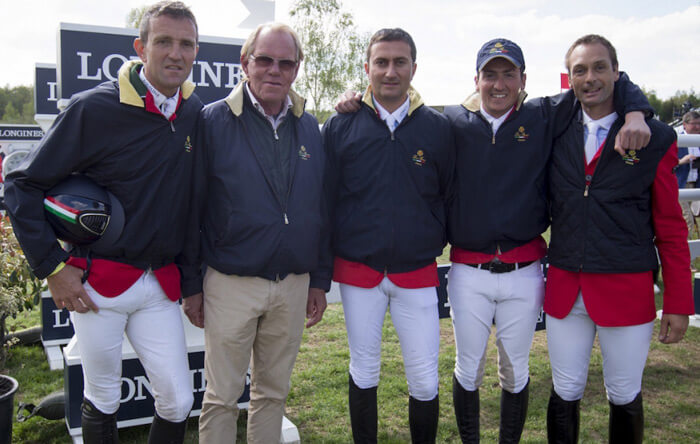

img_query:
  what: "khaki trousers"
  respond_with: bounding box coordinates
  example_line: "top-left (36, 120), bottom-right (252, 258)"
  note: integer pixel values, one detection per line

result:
top-left (198, 268), bottom-right (309, 444)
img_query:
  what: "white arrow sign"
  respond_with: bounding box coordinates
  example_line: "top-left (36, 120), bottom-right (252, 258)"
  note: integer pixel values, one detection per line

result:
top-left (239, 0), bottom-right (275, 29)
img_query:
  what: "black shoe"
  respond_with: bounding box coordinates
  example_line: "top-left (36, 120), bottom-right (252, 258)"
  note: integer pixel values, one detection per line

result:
top-left (147, 412), bottom-right (188, 444)
top-left (81, 398), bottom-right (118, 444)
top-left (349, 374), bottom-right (378, 444)
top-left (409, 394), bottom-right (439, 444)
top-left (609, 392), bottom-right (643, 444)
top-left (453, 375), bottom-right (479, 443)
top-left (547, 389), bottom-right (580, 444)
top-left (499, 379), bottom-right (529, 443)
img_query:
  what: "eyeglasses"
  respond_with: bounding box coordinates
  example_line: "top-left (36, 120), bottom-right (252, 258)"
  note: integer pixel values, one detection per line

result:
top-left (249, 54), bottom-right (298, 72)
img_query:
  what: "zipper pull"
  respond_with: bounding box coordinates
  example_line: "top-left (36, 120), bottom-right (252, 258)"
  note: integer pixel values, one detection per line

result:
top-left (170, 121), bottom-right (175, 132)
top-left (274, 128), bottom-right (279, 140)
top-left (492, 133), bottom-right (496, 144)
top-left (583, 184), bottom-right (589, 197)
top-left (284, 213), bottom-right (289, 224)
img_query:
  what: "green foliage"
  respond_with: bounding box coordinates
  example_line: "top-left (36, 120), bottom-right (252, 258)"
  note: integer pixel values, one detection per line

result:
top-left (126, 5), bottom-right (148, 29)
top-left (0, 220), bottom-right (45, 369)
top-left (0, 85), bottom-right (35, 124)
top-left (289, 0), bottom-right (369, 122)
top-left (643, 87), bottom-right (699, 123)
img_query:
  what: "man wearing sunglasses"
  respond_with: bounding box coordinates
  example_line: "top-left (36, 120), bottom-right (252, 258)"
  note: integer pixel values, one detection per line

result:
top-left (181, 23), bottom-right (328, 443)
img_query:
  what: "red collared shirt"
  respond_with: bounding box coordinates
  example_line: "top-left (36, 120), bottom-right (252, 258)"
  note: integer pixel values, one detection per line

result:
top-left (333, 256), bottom-right (439, 289)
top-left (450, 236), bottom-right (547, 265)
top-left (66, 257), bottom-right (181, 302)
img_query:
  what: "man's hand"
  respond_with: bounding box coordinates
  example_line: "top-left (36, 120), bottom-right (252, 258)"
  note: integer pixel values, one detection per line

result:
top-left (614, 111), bottom-right (651, 155)
top-left (679, 153), bottom-right (696, 165)
top-left (306, 287), bottom-right (327, 328)
top-left (658, 313), bottom-right (689, 344)
top-left (335, 90), bottom-right (362, 114)
top-left (47, 265), bottom-right (98, 313)
top-left (183, 292), bottom-right (204, 328)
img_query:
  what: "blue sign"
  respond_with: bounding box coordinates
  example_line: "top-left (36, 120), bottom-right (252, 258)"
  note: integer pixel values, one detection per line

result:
top-left (58, 23), bottom-right (244, 106)
top-left (0, 125), bottom-right (44, 141)
top-left (34, 63), bottom-right (59, 116)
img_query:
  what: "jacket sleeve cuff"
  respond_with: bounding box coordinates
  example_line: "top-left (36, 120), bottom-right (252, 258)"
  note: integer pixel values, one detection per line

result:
top-left (181, 278), bottom-right (203, 298)
top-left (309, 273), bottom-right (331, 293)
top-left (34, 247), bottom-right (71, 280)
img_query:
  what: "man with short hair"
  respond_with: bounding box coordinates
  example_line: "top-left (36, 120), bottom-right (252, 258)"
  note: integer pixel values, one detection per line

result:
top-left (181, 23), bottom-right (328, 444)
top-left (545, 34), bottom-right (694, 443)
top-left (322, 28), bottom-right (454, 443)
top-left (675, 110), bottom-right (700, 237)
top-left (4, 2), bottom-right (201, 442)
top-left (443, 38), bottom-right (652, 443)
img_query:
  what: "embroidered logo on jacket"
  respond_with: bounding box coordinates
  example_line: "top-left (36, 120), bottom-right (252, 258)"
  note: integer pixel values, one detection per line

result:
top-left (622, 150), bottom-right (640, 165)
top-left (298, 145), bottom-right (311, 160)
top-left (412, 150), bottom-right (426, 166)
top-left (514, 126), bottom-right (529, 142)
top-left (184, 136), bottom-right (193, 152)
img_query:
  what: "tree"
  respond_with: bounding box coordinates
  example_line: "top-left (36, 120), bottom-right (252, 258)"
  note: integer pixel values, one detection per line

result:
top-left (0, 85), bottom-right (34, 124)
top-left (126, 5), bottom-right (148, 29)
top-left (642, 87), bottom-right (699, 123)
top-left (289, 0), bottom-right (369, 120)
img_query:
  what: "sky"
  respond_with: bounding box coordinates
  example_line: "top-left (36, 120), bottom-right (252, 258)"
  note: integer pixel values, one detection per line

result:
top-left (1, 0), bottom-right (699, 106)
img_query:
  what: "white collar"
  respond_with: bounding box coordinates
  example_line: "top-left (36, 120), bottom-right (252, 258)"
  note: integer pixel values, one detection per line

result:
top-left (139, 68), bottom-right (179, 114)
top-left (582, 110), bottom-right (618, 131)
top-left (245, 82), bottom-right (293, 128)
top-left (373, 95), bottom-right (410, 132)
top-left (479, 104), bottom-right (513, 133)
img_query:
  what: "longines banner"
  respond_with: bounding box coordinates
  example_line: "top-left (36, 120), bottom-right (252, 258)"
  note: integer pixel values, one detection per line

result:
top-left (57, 23), bottom-right (244, 106)
top-left (34, 63), bottom-right (58, 116)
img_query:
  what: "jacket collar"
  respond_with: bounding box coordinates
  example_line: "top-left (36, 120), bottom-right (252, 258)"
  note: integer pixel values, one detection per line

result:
top-left (461, 90), bottom-right (528, 114)
top-left (117, 60), bottom-right (196, 107)
top-left (361, 85), bottom-right (424, 116)
top-left (224, 80), bottom-right (306, 118)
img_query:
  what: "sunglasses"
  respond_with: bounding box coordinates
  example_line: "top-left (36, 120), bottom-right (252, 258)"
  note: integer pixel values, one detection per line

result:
top-left (249, 54), bottom-right (298, 72)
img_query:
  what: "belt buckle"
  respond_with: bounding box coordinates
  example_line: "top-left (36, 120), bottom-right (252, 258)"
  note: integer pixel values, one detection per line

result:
top-left (487, 257), bottom-right (504, 274)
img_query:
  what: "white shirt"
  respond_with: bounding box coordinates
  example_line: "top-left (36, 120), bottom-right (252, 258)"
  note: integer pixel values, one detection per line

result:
top-left (582, 110), bottom-right (618, 163)
top-left (679, 128), bottom-right (700, 182)
top-left (373, 95), bottom-right (410, 133)
top-left (139, 68), bottom-right (179, 120)
top-left (245, 83), bottom-right (293, 130)
top-left (480, 104), bottom-right (513, 134)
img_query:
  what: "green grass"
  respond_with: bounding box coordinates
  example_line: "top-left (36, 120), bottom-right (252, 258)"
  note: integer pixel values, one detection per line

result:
top-left (4, 284), bottom-right (699, 443)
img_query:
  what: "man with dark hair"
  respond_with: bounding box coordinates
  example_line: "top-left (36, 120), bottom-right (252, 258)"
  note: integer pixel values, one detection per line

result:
top-left (4, 2), bottom-right (200, 442)
top-left (675, 110), bottom-right (700, 237)
top-left (181, 22), bottom-right (328, 443)
top-left (545, 34), bottom-right (694, 443)
top-left (443, 38), bottom-right (653, 443)
top-left (322, 27), bottom-right (453, 443)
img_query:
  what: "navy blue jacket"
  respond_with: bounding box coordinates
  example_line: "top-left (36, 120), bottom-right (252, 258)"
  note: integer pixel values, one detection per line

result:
top-left (320, 88), bottom-right (454, 289)
top-left (4, 61), bottom-right (202, 278)
top-left (445, 73), bottom-right (652, 254)
top-left (181, 82), bottom-right (328, 295)
top-left (675, 143), bottom-right (699, 188)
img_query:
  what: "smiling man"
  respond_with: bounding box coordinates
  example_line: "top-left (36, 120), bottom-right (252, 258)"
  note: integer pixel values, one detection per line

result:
top-left (181, 23), bottom-right (328, 443)
top-left (4, 2), bottom-right (201, 443)
top-left (443, 38), bottom-right (655, 444)
top-left (545, 34), bottom-right (694, 443)
top-left (321, 28), bottom-right (454, 443)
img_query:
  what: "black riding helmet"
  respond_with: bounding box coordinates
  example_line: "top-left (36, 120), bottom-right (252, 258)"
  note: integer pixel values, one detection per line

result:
top-left (43, 174), bottom-right (124, 247)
